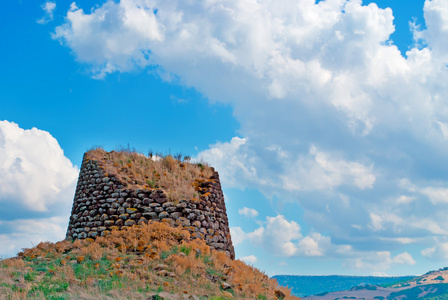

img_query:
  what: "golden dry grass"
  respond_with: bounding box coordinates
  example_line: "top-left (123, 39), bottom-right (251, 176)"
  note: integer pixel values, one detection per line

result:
top-left (1, 222), bottom-right (299, 299)
top-left (86, 147), bottom-right (214, 201)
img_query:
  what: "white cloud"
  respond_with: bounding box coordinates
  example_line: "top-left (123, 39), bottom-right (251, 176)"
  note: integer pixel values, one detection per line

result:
top-left (421, 0), bottom-right (448, 62)
top-left (199, 139), bottom-right (375, 193)
top-left (393, 252), bottom-right (416, 265)
top-left (0, 121), bottom-right (78, 257)
top-left (346, 251), bottom-right (416, 272)
top-left (229, 227), bottom-right (246, 246)
top-left (280, 145), bottom-right (376, 191)
top-left (52, 0), bottom-right (448, 273)
top-left (37, 1), bottom-right (56, 24)
top-left (237, 213), bottom-right (417, 273)
top-left (396, 195), bottom-right (415, 205)
top-left (0, 120), bottom-right (78, 212)
top-left (52, 0), bottom-right (162, 78)
top-left (0, 217), bottom-right (68, 257)
top-left (422, 241), bottom-right (448, 261)
top-left (379, 237), bottom-right (418, 245)
top-left (420, 187), bottom-right (448, 204)
top-left (247, 215), bottom-right (302, 257)
top-left (196, 137), bottom-right (255, 189)
top-left (296, 233), bottom-right (330, 257)
top-left (398, 178), bottom-right (417, 192)
top-left (51, 0), bottom-right (448, 141)
top-left (238, 207), bottom-right (259, 218)
top-left (369, 213), bottom-right (384, 231)
top-left (244, 214), bottom-right (334, 258)
top-left (240, 255), bottom-right (257, 264)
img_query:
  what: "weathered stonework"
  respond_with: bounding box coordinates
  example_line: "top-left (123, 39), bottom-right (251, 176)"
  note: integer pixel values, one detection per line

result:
top-left (66, 153), bottom-right (235, 259)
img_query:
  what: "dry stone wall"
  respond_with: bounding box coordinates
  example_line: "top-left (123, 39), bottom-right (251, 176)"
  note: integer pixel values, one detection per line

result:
top-left (66, 154), bottom-right (235, 259)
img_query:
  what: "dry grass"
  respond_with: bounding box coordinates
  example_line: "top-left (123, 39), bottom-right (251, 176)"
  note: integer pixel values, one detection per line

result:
top-left (86, 147), bottom-right (214, 201)
top-left (1, 222), bottom-right (299, 299)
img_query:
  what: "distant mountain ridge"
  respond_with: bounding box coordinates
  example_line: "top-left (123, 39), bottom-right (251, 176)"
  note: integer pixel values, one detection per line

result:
top-left (274, 267), bottom-right (448, 299)
top-left (272, 275), bottom-right (415, 297)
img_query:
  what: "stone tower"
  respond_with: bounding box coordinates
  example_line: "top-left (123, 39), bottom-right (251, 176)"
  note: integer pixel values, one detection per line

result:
top-left (66, 149), bottom-right (235, 259)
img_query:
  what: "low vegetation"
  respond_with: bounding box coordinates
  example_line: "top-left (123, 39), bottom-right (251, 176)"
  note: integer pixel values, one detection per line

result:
top-left (0, 222), bottom-right (297, 299)
top-left (87, 147), bottom-right (214, 201)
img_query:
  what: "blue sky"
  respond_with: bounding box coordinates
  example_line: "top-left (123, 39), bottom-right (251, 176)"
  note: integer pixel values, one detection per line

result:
top-left (2, 0), bottom-right (448, 277)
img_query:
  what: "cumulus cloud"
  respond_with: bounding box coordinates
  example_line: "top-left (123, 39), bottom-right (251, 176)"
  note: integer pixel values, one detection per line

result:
top-left (238, 213), bottom-right (416, 273)
top-left (0, 121), bottom-right (78, 212)
top-left (393, 252), bottom-right (416, 265)
top-left (37, 1), bottom-right (56, 24)
top-left (240, 255), bottom-right (258, 264)
top-left (52, 0), bottom-right (162, 78)
top-left (346, 251), bottom-right (416, 272)
top-left (296, 233), bottom-right (331, 257)
top-left (229, 227), bottom-right (246, 246)
top-left (0, 120), bottom-right (78, 257)
top-left (198, 138), bottom-right (375, 192)
top-left (52, 0), bottom-right (448, 273)
top-left (420, 0), bottom-right (448, 61)
top-left (244, 214), bottom-right (337, 258)
top-left (51, 0), bottom-right (448, 140)
top-left (247, 215), bottom-right (302, 257)
top-left (238, 207), bottom-right (259, 218)
top-left (422, 240), bottom-right (448, 261)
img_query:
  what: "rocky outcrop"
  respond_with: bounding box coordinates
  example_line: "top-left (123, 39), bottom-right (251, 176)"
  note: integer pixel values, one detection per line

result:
top-left (66, 153), bottom-right (235, 259)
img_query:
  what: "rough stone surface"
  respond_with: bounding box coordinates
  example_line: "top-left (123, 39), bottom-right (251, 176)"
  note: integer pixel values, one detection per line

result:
top-left (66, 153), bottom-right (235, 259)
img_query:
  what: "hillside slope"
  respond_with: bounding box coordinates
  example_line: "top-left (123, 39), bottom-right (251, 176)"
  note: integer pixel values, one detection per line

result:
top-left (0, 222), bottom-right (298, 299)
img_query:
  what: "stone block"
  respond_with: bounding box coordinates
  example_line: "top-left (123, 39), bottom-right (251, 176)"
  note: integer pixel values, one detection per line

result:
top-left (166, 207), bottom-right (177, 213)
top-left (142, 198), bottom-right (152, 205)
top-left (161, 218), bottom-right (175, 226)
top-left (143, 212), bottom-right (158, 220)
top-left (175, 217), bottom-right (190, 227)
top-left (191, 232), bottom-right (204, 239)
top-left (143, 207), bottom-right (153, 213)
top-left (201, 221), bottom-right (209, 228)
top-left (124, 219), bottom-right (136, 226)
top-left (159, 211), bottom-right (169, 219)
top-left (126, 208), bottom-right (138, 214)
top-left (162, 202), bottom-right (174, 208)
top-left (170, 212), bottom-right (181, 219)
top-left (156, 198), bottom-right (167, 204)
top-left (130, 213), bottom-right (142, 219)
top-left (187, 213), bottom-right (197, 220)
top-left (104, 220), bottom-right (115, 226)
top-left (119, 214), bottom-right (129, 220)
top-left (176, 202), bottom-right (187, 209)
